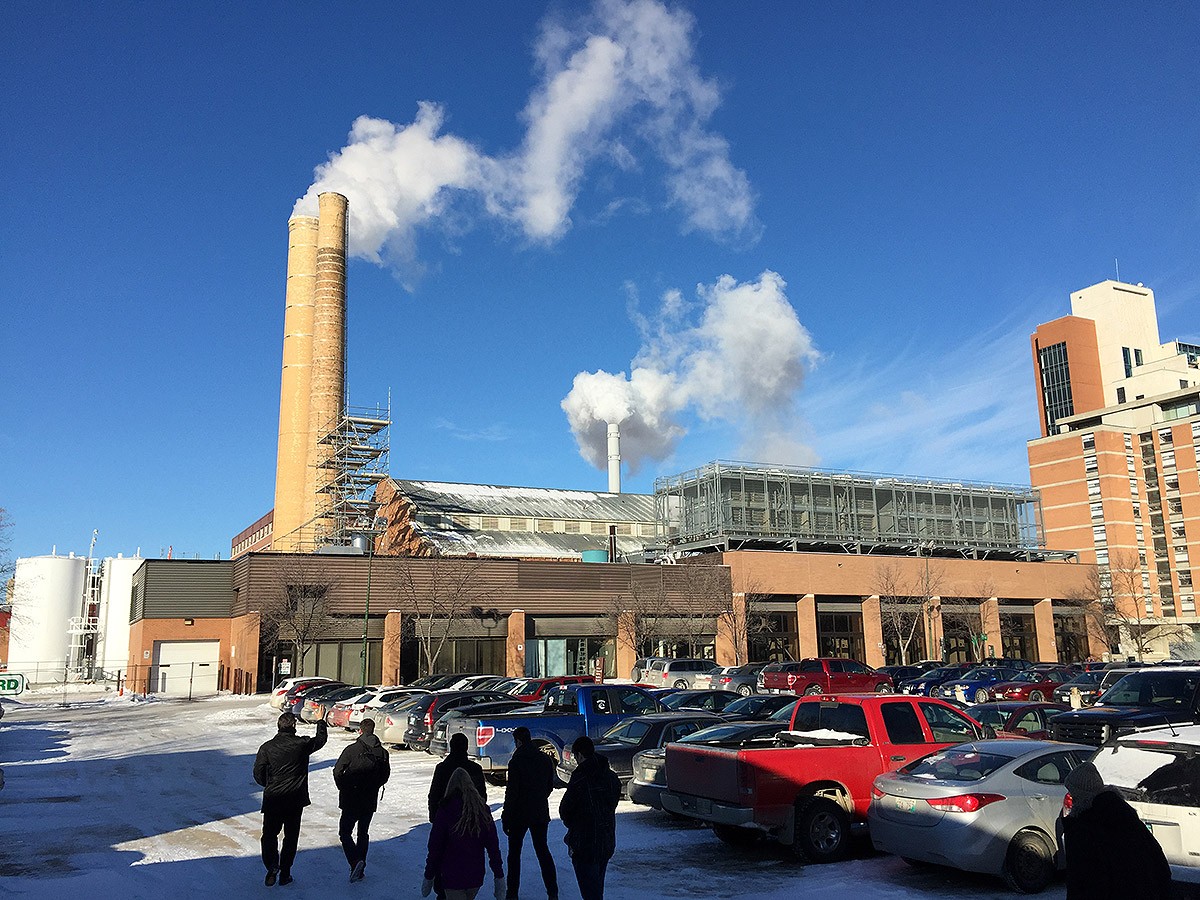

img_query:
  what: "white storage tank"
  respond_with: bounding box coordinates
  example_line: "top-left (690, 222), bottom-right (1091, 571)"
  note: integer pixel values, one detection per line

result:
top-left (7, 554), bottom-right (87, 682)
top-left (97, 554), bottom-right (143, 676)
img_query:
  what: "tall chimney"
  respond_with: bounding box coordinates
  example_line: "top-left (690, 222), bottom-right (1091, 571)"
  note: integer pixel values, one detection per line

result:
top-left (607, 422), bottom-right (621, 493)
top-left (305, 191), bottom-right (349, 529)
top-left (272, 214), bottom-right (319, 550)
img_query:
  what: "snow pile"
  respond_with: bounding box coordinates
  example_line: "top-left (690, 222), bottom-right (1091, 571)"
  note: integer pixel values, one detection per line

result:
top-left (779, 728), bottom-right (868, 746)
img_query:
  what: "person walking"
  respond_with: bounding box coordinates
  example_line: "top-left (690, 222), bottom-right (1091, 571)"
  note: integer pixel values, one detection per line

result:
top-left (1062, 760), bottom-right (1172, 899)
top-left (422, 768), bottom-right (505, 900)
top-left (428, 732), bottom-right (488, 898)
top-left (558, 736), bottom-right (621, 900)
top-left (502, 726), bottom-right (558, 900)
top-left (333, 717), bottom-right (391, 883)
top-left (253, 711), bottom-right (328, 887)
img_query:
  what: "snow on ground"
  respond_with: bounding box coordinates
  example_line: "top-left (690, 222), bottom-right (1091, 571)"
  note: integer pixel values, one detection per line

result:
top-left (0, 692), bottom-right (1067, 899)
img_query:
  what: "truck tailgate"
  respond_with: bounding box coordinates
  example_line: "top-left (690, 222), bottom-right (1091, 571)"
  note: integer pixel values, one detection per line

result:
top-left (666, 744), bottom-right (746, 804)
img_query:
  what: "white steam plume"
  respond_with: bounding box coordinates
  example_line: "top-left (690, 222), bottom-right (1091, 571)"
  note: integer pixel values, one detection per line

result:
top-left (562, 271), bottom-right (820, 473)
top-left (293, 0), bottom-right (757, 267)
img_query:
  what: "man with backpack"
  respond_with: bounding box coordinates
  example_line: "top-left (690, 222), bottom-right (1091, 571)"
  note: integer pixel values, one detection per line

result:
top-left (333, 718), bottom-right (391, 883)
top-left (502, 726), bottom-right (559, 900)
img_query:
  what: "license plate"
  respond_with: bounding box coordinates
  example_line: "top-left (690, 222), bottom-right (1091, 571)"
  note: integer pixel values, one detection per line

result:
top-left (893, 797), bottom-right (918, 812)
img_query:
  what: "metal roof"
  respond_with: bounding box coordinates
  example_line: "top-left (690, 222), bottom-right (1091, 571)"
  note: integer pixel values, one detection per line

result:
top-left (410, 524), bottom-right (648, 560)
top-left (391, 479), bottom-right (656, 523)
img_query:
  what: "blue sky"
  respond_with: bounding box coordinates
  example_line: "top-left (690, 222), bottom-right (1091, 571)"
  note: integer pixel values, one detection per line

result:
top-left (2, 1), bottom-right (1198, 561)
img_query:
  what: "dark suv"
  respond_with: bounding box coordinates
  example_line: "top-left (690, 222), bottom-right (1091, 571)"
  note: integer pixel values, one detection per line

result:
top-left (1050, 666), bottom-right (1200, 746)
top-left (403, 690), bottom-right (516, 751)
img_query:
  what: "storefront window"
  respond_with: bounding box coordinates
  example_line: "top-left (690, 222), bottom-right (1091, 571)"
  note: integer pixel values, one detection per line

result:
top-left (526, 638), bottom-right (615, 678)
top-left (818, 611), bottom-right (865, 661)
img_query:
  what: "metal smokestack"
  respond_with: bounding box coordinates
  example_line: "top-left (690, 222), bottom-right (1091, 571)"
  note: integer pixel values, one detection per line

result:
top-left (273, 214), bottom-right (319, 550)
top-left (607, 422), bottom-right (621, 494)
top-left (304, 192), bottom-right (349, 529)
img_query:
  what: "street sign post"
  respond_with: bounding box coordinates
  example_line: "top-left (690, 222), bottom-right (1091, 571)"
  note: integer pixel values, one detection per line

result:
top-left (0, 673), bottom-right (27, 696)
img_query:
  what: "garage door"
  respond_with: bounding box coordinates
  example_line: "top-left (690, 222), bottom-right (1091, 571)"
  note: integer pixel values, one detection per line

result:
top-left (151, 640), bottom-right (220, 697)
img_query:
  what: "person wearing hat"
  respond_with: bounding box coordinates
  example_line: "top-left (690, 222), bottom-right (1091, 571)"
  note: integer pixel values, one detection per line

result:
top-left (559, 735), bottom-right (621, 900)
top-left (1062, 760), bottom-right (1171, 899)
top-left (253, 711), bottom-right (328, 886)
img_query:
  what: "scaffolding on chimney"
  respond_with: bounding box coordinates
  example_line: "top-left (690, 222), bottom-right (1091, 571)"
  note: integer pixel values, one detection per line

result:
top-left (312, 397), bottom-right (391, 549)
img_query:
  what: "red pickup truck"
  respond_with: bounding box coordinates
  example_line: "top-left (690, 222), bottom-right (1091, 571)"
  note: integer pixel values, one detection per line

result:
top-left (660, 693), bottom-right (986, 862)
top-left (758, 657), bottom-right (892, 695)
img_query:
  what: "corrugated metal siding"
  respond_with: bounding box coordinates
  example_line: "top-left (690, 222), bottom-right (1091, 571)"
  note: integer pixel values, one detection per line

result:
top-left (139, 560), bottom-right (233, 619)
top-left (130, 565), bottom-right (147, 622)
top-left (394, 480), bottom-right (656, 522)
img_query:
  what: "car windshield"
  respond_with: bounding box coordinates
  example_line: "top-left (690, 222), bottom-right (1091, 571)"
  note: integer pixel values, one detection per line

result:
top-left (602, 719), bottom-right (652, 745)
top-left (1068, 672), bottom-right (1103, 686)
top-left (923, 668), bottom-right (955, 680)
top-left (722, 696), bottom-right (779, 716)
top-left (769, 700), bottom-right (800, 721)
top-left (901, 748), bottom-right (1017, 781)
top-left (1011, 672), bottom-right (1041, 683)
top-left (681, 723), bottom-right (758, 743)
top-left (1101, 672), bottom-right (1200, 708)
top-left (968, 706), bottom-right (1012, 729)
top-left (660, 693), bottom-right (702, 709)
top-left (963, 668), bottom-right (1006, 681)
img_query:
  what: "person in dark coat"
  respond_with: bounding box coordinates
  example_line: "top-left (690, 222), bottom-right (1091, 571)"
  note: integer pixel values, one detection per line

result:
top-left (1063, 760), bottom-right (1172, 900)
top-left (502, 726), bottom-right (558, 900)
top-left (333, 717), bottom-right (391, 883)
top-left (428, 732), bottom-right (488, 898)
top-left (253, 711), bottom-right (328, 886)
top-left (422, 767), bottom-right (505, 900)
top-left (558, 736), bottom-right (621, 900)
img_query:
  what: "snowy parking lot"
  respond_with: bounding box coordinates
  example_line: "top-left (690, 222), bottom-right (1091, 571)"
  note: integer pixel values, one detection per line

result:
top-left (0, 691), bottom-right (1068, 899)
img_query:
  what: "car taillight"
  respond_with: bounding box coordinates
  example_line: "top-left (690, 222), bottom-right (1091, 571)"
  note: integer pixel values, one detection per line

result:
top-left (1062, 792), bottom-right (1073, 814)
top-left (871, 785), bottom-right (885, 800)
top-left (384, 716), bottom-right (393, 725)
top-left (477, 726), bottom-right (495, 747)
top-left (719, 677), bottom-right (731, 685)
top-left (926, 793), bottom-right (1005, 813)
top-left (425, 709), bottom-right (434, 729)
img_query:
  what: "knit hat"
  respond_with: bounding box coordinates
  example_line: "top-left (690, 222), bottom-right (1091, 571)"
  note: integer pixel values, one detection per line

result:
top-left (1065, 761), bottom-right (1105, 812)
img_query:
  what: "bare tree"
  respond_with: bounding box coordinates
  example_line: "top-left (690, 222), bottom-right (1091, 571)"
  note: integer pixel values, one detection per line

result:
top-left (0, 507), bottom-right (13, 585)
top-left (662, 564), bottom-right (729, 659)
top-left (1065, 552), bottom-right (1192, 662)
top-left (602, 577), bottom-right (668, 666)
top-left (940, 578), bottom-right (996, 663)
top-left (875, 563), bottom-right (924, 665)
top-left (391, 555), bottom-right (493, 678)
top-left (719, 574), bottom-right (774, 666)
top-left (259, 555), bottom-right (340, 676)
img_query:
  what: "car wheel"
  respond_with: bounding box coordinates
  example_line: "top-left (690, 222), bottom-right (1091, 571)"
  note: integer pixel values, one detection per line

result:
top-left (974, 688), bottom-right (990, 704)
top-left (535, 741), bottom-right (560, 765)
top-left (874, 683), bottom-right (891, 693)
top-left (1002, 830), bottom-right (1055, 894)
top-left (804, 684), bottom-right (822, 696)
top-left (737, 684), bottom-right (753, 697)
top-left (1029, 690), bottom-right (1044, 702)
top-left (713, 824), bottom-right (761, 847)
top-left (674, 680), bottom-right (689, 690)
top-left (791, 797), bottom-right (851, 864)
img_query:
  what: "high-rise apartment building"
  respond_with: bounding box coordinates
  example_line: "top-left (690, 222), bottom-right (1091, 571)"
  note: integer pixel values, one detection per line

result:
top-left (1028, 280), bottom-right (1200, 659)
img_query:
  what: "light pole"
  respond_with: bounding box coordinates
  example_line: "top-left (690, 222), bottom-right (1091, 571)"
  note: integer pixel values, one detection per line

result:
top-left (360, 516), bottom-right (387, 687)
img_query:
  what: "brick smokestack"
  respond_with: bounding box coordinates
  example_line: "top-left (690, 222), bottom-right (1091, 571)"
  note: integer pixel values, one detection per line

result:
top-left (305, 192), bottom-right (349, 530)
top-left (272, 214), bottom-right (319, 550)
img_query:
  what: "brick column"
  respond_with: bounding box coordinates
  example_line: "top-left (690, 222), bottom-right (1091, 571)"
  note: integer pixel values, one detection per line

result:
top-left (862, 595), bottom-right (885, 667)
top-left (716, 593), bottom-right (748, 666)
top-left (1034, 599), bottom-right (1059, 663)
top-left (506, 609), bottom-right (527, 678)
top-left (383, 610), bottom-right (403, 686)
top-left (981, 598), bottom-right (1002, 659)
top-left (616, 612), bottom-right (638, 681)
top-left (797, 594), bottom-right (819, 658)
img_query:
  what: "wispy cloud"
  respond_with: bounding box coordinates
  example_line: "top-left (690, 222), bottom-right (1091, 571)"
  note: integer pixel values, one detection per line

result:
top-left (433, 419), bottom-right (514, 443)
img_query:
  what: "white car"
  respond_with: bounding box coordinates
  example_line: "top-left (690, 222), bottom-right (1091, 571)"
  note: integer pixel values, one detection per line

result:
top-left (1089, 723), bottom-right (1200, 886)
top-left (268, 676), bottom-right (333, 709)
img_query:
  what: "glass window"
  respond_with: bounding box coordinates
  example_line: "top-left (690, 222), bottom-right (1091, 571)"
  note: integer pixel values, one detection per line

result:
top-left (901, 748), bottom-right (1015, 781)
top-left (1011, 710), bottom-right (1044, 734)
top-left (1015, 751), bottom-right (1077, 785)
top-left (843, 660), bottom-right (869, 674)
top-left (919, 703), bottom-right (981, 742)
top-left (826, 659), bottom-right (847, 673)
top-left (881, 701), bottom-right (926, 744)
top-left (602, 719), bottom-right (650, 745)
top-left (616, 687), bottom-right (658, 714)
top-left (801, 659), bottom-right (824, 672)
top-left (666, 721), bottom-right (705, 742)
top-left (789, 700), bottom-right (869, 737)
top-left (590, 690), bottom-right (612, 714)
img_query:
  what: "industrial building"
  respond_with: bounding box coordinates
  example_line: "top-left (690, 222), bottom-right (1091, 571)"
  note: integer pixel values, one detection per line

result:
top-left (1029, 280), bottom-right (1200, 659)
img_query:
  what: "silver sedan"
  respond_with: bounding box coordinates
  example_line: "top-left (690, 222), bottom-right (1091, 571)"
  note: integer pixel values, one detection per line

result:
top-left (869, 739), bottom-right (1092, 893)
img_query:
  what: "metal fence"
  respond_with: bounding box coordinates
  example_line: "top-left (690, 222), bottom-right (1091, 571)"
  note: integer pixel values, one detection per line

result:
top-left (0, 659), bottom-right (224, 701)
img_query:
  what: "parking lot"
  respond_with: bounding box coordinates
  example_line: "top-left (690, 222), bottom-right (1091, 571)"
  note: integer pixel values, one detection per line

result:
top-left (0, 690), bottom-right (1069, 899)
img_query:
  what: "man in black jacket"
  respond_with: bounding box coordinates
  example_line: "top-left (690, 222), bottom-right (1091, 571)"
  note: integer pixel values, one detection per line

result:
top-left (559, 736), bottom-right (621, 900)
top-left (502, 726), bottom-right (558, 900)
top-left (427, 731), bottom-right (487, 899)
top-left (333, 718), bottom-right (391, 883)
top-left (253, 712), bottom-right (328, 886)
top-left (1062, 761), bottom-right (1171, 899)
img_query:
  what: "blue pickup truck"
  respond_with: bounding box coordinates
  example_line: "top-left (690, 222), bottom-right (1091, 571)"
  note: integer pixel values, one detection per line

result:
top-left (443, 682), bottom-right (663, 778)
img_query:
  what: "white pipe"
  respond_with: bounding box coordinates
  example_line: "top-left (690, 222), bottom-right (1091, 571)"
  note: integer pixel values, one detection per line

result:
top-left (607, 423), bottom-right (621, 493)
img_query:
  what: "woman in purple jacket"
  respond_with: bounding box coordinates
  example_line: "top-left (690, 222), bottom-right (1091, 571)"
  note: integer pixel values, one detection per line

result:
top-left (422, 768), bottom-right (505, 900)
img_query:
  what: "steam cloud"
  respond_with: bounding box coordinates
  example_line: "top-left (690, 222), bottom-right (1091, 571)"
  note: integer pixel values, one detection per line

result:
top-left (562, 271), bottom-right (820, 473)
top-left (293, 0), bottom-right (757, 264)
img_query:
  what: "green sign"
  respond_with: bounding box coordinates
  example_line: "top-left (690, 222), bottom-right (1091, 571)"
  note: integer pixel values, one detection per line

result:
top-left (0, 673), bottom-right (26, 695)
